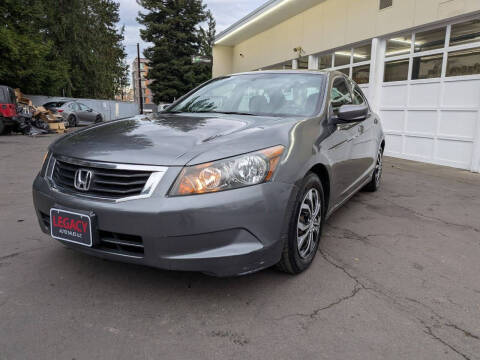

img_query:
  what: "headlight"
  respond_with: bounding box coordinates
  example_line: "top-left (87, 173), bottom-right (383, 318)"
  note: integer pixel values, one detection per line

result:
top-left (40, 151), bottom-right (50, 177)
top-left (169, 145), bottom-right (285, 196)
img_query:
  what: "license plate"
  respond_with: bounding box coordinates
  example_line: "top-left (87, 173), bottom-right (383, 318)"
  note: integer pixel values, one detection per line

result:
top-left (50, 208), bottom-right (92, 247)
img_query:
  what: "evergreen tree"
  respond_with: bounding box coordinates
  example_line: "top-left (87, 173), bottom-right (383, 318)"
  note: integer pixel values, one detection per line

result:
top-left (0, 0), bottom-right (69, 95)
top-left (0, 0), bottom-right (128, 99)
top-left (138, 0), bottom-right (213, 103)
top-left (196, 10), bottom-right (216, 84)
top-left (44, 0), bottom-right (129, 99)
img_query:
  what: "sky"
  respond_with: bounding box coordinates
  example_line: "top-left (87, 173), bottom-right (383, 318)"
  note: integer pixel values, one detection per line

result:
top-left (118, 0), bottom-right (265, 73)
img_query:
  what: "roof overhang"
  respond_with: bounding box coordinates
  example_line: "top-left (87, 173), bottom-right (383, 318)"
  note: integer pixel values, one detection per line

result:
top-left (215, 0), bottom-right (325, 47)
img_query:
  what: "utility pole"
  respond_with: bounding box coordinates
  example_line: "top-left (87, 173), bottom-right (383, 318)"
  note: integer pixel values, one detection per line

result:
top-left (137, 43), bottom-right (144, 115)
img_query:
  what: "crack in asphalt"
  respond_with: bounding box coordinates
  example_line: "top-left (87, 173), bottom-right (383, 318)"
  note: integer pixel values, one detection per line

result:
top-left (274, 285), bottom-right (363, 321)
top-left (445, 323), bottom-right (480, 341)
top-left (423, 324), bottom-right (472, 360)
top-left (360, 196), bottom-right (480, 234)
top-left (297, 249), bottom-right (479, 358)
top-left (325, 225), bottom-right (395, 256)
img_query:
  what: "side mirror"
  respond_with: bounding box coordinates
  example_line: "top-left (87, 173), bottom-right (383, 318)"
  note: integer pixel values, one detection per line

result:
top-left (87, 108), bottom-right (93, 112)
top-left (337, 104), bottom-right (368, 122)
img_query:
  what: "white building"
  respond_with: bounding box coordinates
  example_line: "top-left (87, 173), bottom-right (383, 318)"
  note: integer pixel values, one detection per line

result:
top-left (213, 0), bottom-right (480, 172)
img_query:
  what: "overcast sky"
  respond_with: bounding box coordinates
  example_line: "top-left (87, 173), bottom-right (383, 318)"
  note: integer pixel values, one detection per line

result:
top-left (119, 0), bottom-right (264, 72)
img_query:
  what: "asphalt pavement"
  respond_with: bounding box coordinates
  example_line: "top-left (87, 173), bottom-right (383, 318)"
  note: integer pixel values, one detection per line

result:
top-left (1, 133), bottom-right (479, 360)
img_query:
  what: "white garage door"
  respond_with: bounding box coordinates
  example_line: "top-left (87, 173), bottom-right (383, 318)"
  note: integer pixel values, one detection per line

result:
top-left (379, 18), bottom-right (480, 171)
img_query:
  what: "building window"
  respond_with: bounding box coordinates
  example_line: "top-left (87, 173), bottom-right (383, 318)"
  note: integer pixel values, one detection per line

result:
top-left (353, 44), bottom-right (371, 63)
top-left (297, 56), bottom-right (309, 69)
top-left (379, 0), bottom-right (393, 10)
top-left (319, 54), bottom-right (332, 69)
top-left (386, 33), bottom-right (411, 57)
top-left (414, 28), bottom-right (446, 53)
top-left (450, 19), bottom-right (480, 47)
top-left (411, 54), bottom-right (443, 79)
top-left (384, 59), bottom-right (409, 82)
top-left (338, 67), bottom-right (350, 76)
top-left (352, 64), bottom-right (370, 84)
top-left (446, 47), bottom-right (480, 77)
top-left (334, 49), bottom-right (351, 67)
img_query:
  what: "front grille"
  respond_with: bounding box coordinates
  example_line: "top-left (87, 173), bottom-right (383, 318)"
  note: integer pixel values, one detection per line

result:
top-left (98, 231), bottom-right (144, 257)
top-left (52, 159), bottom-right (152, 199)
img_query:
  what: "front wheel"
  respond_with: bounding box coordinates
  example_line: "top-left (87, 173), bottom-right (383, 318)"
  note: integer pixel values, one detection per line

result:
top-left (277, 172), bottom-right (325, 274)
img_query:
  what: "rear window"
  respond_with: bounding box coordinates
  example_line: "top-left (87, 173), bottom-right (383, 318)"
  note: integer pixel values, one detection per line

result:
top-left (44, 102), bottom-right (66, 108)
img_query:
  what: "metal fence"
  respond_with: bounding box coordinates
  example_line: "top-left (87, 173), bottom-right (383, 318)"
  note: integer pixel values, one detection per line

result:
top-left (26, 95), bottom-right (140, 121)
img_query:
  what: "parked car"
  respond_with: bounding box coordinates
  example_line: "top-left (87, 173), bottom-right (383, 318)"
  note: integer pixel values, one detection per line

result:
top-left (33, 70), bottom-right (385, 277)
top-left (158, 103), bottom-right (171, 111)
top-left (0, 85), bottom-right (18, 134)
top-left (42, 101), bottom-right (103, 127)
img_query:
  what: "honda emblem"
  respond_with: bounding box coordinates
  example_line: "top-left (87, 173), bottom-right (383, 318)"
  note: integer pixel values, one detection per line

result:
top-left (74, 169), bottom-right (93, 191)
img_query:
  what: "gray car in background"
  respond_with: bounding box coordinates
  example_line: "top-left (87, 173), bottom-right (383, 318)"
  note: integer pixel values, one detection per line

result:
top-left (43, 100), bottom-right (103, 127)
top-left (33, 70), bottom-right (385, 277)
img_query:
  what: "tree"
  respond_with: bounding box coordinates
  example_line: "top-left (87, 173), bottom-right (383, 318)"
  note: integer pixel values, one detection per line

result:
top-left (196, 10), bottom-right (216, 84)
top-left (44, 0), bottom-right (129, 99)
top-left (138, 0), bottom-right (214, 103)
top-left (0, 0), bottom-right (69, 95)
top-left (0, 0), bottom-right (128, 98)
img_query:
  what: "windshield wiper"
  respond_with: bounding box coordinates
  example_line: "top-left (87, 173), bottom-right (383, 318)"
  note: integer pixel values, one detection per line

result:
top-left (166, 110), bottom-right (258, 116)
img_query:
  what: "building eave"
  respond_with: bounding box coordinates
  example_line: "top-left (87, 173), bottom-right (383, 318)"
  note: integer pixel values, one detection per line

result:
top-left (214, 0), bottom-right (325, 47)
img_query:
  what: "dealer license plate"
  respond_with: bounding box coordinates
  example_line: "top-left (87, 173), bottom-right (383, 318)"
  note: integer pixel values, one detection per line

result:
top-left (50, 208), bottom-right (92, 247)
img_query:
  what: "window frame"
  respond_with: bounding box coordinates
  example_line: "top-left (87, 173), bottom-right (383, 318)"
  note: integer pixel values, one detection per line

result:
top-left (383, 16), bottom-right (480, 83)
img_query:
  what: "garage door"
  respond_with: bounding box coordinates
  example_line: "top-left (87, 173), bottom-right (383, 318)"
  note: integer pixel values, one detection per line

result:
top-left (379, 19), bottom-right (480, 171)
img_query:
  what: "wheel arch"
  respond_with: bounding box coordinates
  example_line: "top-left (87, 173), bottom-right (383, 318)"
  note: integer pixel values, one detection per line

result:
top-left (307, 163), bottom-right (330, 214)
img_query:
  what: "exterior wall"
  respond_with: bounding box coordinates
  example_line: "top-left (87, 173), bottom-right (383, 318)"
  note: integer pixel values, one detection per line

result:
top-left (212, 46), bottom-right (234, 77)
top-left (213, 0), bottom-right (480, 75)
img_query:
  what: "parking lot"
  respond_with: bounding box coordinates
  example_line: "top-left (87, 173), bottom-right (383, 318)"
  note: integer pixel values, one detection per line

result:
top-left (1, 133), bottom-right (479, 360)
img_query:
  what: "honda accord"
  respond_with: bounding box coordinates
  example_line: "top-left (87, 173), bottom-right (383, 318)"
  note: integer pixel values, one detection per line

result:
top-left (33, 71), bottom-right (385, 276)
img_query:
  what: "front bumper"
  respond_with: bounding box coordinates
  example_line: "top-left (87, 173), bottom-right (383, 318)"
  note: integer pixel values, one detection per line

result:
top-left (33, 170), bottom-right (295, 276)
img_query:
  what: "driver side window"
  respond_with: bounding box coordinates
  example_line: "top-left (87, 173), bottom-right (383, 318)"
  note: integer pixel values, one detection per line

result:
top-left (330, 77), bottom-right (352, 112)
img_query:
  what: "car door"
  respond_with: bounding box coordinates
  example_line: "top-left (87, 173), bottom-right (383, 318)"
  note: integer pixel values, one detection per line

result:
top-left (77, 103), bottom-right (95, 123)
top-left (348, 83), bottom-right (378, 186)
top-left (322, 75), bottom-right (358, 207)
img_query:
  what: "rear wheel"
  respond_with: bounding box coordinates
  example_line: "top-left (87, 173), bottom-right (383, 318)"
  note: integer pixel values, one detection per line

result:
top-left (68, 115), bottom-right (77, 128)
top-left (277, 172), bottom-right (324, 274)
top-left (363, 146), bottom-right (384, 192)
top-left (95, 115), bottom-right (102, 123)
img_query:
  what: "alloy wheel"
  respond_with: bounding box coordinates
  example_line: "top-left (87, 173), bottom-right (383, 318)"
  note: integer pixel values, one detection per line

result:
top-left (297, 188), bottom-right (321, 260)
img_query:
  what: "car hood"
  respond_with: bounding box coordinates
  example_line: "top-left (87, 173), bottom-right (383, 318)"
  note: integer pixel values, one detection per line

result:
top-left (51, 113), bottom-right (298, 166)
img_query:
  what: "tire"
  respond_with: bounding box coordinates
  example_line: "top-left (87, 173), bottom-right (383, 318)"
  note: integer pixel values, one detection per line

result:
top-left (95, 115), bottom-right (102, 123)
top-left (363, 146), bottom-right (384, 192)
top-left (68, 115), bottom-right (77, 128)
top-left (277, 172), bottom-right (325, 274)
top-left (0, 117), bottom-right (5, 135)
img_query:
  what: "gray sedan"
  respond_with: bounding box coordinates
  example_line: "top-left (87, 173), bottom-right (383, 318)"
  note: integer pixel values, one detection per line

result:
top-left (33, 70), bottom-right (384, 277)
top-left (43, 101), bottom-right (103, 127)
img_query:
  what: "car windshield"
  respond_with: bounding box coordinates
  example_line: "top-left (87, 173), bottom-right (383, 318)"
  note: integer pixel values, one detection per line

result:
top-left (168, 73), bottom-right (325, 117)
